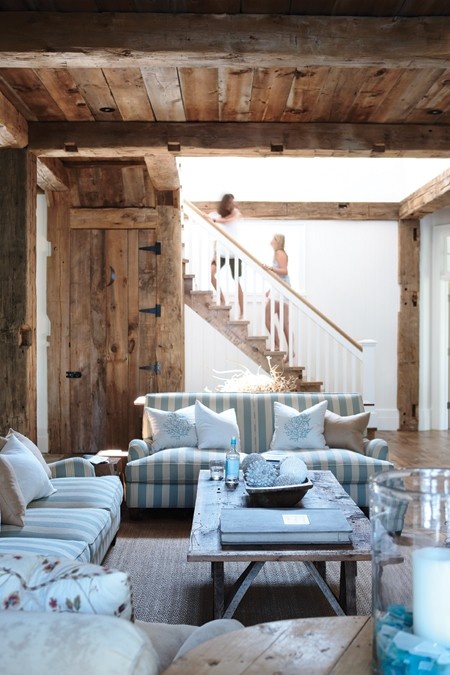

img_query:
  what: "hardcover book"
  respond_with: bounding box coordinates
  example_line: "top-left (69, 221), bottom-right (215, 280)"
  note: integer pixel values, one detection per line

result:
top-left (220, 508), bottom-right (352, 545)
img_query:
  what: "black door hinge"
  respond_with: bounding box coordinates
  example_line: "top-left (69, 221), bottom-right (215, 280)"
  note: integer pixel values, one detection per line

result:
top-left (139, 242), bottom-right (161, 255)
top-left (139, 362), bottom-right (161, 374)
top-left (139, 304), bottom-right (161, 317)
top-left (66, 371), bottom-right (82, 378)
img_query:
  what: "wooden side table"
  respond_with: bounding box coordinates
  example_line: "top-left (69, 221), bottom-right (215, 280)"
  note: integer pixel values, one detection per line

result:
top-left (162, 616), bottom-right (373, 675)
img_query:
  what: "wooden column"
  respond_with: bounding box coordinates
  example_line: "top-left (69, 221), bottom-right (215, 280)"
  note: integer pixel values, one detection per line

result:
top-left (0, 149), bottom-right (37, 437)
top-left (398, 219), bottom-right (420, 431)
top-left (46, 191), bottom-right (71, 452)
top-left (155, 189), bottom-right (184, 391)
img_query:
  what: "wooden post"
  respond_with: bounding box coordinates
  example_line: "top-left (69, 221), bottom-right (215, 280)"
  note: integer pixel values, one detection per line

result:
top-left (46, 191), bottom-right (71, 452)
top-left (0, 149), bottom-right (37, 437)
top-left (155, 189), bottom-right (184, 391)
top-left (398, 219), bottom-right (420, 431)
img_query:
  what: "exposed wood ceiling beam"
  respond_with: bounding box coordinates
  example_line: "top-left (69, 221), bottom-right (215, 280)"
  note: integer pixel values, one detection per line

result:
top-left (0, 90), bottom-right (27, 147)
top-left (36, 157), bottom-right (68, 192)
top-left (144, 154), bottom-right (180, 192)
top-left (28, 121), bottom-right (450, 158)
top-left (0, 13), bottom-right (449, 69)
top-left (194, 201), bottom-right (399, 220)
top-left (399, 167), bottom-right (450, 218)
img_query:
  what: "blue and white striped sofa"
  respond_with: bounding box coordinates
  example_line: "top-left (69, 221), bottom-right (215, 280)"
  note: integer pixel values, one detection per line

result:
top-left (126, 392), bottom-right (393, 511)
top-left (0, 457), bottom-right (123, 564)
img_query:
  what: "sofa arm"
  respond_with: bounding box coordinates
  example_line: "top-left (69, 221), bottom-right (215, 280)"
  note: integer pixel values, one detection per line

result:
top-left (49, 457), bottom-right (96, 478)
top-left (363, 438), bottom-right (390, 462)
top-left (128, 439), bottom-right (152, 463)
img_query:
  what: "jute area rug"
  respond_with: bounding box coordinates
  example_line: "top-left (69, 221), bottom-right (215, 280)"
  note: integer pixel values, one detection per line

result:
top-left (104, 507), bottom-right (372, 627)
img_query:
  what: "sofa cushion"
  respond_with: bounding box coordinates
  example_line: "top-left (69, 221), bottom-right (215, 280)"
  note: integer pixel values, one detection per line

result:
top-left (0, 435), bottom-right (55, 507)
top-left (262, 448), bottom-right (393, 486)
top-left (28, 476), bottom-right (123, 513)
top-left (269, 400), bottom-right (328, 452)
top-left (0, 507), bottom-right (111, 565)
top-left (0, 455), bottom-right (27, 526)
top-left (145, 405), bottom-right (197, 452)
top-left (195, 400), bottom-right (240, 451)
top-left (126, 448), bottom-right (227, 487)
top-left (324, 410), bottom-right (370, 454)
top-left (0, 537), bottom-right (91, 562)
top-left (0, 553), bottom-right (133, 619)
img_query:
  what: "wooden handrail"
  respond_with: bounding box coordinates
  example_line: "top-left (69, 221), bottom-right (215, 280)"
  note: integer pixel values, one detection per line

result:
top-left (185, 200), bottom-right (362, 352)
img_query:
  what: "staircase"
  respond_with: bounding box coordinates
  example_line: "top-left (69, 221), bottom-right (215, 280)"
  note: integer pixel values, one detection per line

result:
top-left (182, 200), bottom-right (374, 401)
top-left (183, 267), bottom-right (323, 392)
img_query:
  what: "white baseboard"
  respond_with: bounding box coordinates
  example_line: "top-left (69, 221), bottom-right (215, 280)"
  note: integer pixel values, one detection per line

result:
top-left (374, 409), bottom-right (399, 431)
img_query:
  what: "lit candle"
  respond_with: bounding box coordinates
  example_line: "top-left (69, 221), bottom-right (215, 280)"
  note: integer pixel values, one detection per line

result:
top-left (413, 547), bottom-right (450, 646)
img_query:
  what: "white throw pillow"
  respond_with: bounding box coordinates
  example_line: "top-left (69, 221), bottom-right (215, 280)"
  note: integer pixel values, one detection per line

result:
top-left (269, 400), bottom-right (328, 452)
top-left (145, 405), bottom-right (197, 453)
top-left (6, 428), bottom-right (52, 478)
top-left (0, 435), bottom-right (56, 504)
top-left (195, 400), bottom-right (240, 451)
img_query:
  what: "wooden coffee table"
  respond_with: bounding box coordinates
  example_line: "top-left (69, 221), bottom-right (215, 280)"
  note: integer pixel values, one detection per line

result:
top-left (163, 615), bottom-right (373, 675)
top-left (188, 469), bottom-right (371, 619)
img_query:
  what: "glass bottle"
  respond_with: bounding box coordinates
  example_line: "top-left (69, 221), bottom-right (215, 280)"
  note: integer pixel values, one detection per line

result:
top-left (225, 436), bottom-right (240, 488)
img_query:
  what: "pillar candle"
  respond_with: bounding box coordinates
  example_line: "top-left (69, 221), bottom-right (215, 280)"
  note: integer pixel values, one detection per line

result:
top-left (413, 547), bottom-right (450, 646)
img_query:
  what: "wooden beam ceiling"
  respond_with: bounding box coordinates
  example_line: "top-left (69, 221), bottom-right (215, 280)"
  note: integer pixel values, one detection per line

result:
top-left (28, 121), bottom-right (450, 158)
top-left (194, 201), bottom-right (399, 220)
top-left (400, 167), bottom-right (450, 218)
top-left (0, 90), bottom-right (27, 147)
top-left (1, 13), bottom-right (450, 70)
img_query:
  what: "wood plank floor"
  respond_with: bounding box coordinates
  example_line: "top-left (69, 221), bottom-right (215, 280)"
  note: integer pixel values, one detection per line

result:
top-left (376, 430), bottom-right (449, 468)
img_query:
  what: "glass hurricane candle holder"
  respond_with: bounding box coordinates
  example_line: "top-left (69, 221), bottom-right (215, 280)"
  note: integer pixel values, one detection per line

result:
top-left (370, 469), bottom-right (450, 674)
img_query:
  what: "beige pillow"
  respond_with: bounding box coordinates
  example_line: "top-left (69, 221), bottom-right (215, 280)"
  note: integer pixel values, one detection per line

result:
top-left (0, 454), bottom-right (27, 526)
top-left (324, 410), bottom-right (370, 453)
top-left (5, 429), bottom-right (52, 478)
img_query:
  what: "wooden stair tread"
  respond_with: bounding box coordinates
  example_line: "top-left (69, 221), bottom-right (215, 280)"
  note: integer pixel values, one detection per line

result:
top-left (184, 273), bottom-right (322, 392)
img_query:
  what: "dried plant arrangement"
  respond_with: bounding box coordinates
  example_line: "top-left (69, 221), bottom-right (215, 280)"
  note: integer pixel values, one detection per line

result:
top-left (214, 357), bottom-right (297, 393)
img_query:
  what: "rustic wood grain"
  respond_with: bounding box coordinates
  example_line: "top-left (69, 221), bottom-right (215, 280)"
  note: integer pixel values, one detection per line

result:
top-left (47, 191), bottom-right (72, 452)
top-left (189, 470), bottom-right (370, 619)
top-left (163, 615), bottom-right (372, 675)
top-left (155, 192), bottom-right (184, 392)
top-left (0, 150), bottom-right (37, 437)
top-left (28, 121), bottom-right (450, 158)
top-left (397, 219), bottom-right (420, 431)
top-left (194, 201), bottom-right (399, 220)
top-left (1, 14), bottom-right (450, 69)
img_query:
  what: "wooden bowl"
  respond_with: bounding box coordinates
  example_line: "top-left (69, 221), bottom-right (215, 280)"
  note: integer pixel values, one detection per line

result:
top-left (244, 478), bottom-right (313, 508)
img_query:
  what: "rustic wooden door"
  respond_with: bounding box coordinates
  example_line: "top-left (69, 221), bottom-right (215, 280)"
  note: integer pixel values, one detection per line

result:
top-left (68, 227), bottom-right (158, 453)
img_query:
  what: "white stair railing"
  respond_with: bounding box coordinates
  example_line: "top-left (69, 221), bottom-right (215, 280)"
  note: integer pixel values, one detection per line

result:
top-left (183, 200), bottom-right (376, 400)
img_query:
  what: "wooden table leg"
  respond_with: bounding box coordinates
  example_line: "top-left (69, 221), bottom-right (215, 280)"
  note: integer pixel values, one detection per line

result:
top-left (212, 561), bottom-right (225, 619)
top-left (339, 561), bottom-right (357, 615)
top-left (223, 561), bottom-right (265, 619)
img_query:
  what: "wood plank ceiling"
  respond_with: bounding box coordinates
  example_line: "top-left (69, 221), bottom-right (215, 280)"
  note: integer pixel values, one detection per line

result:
top-left (1, 1), bottom-right (450, 197)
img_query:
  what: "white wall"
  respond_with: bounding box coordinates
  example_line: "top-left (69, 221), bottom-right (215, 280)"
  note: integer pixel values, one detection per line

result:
top-left (180, 156), bottom-right (450, 430)
top-left (185, 215), bottom-right (399, 430)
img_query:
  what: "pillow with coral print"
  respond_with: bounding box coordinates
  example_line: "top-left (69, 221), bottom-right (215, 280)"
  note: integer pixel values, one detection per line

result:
top-left (269, 400), bottom-right (328, 452)
top-left (0, 554), bottom-right (133, 620)
top-left (145, 405), bottom-right (197, 453)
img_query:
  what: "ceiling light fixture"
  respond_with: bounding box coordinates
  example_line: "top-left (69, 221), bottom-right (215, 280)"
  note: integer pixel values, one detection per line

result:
top-left (428, 109), bottom-right (443, 115)
top-left (99, 106), bottom-right (116, 113)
